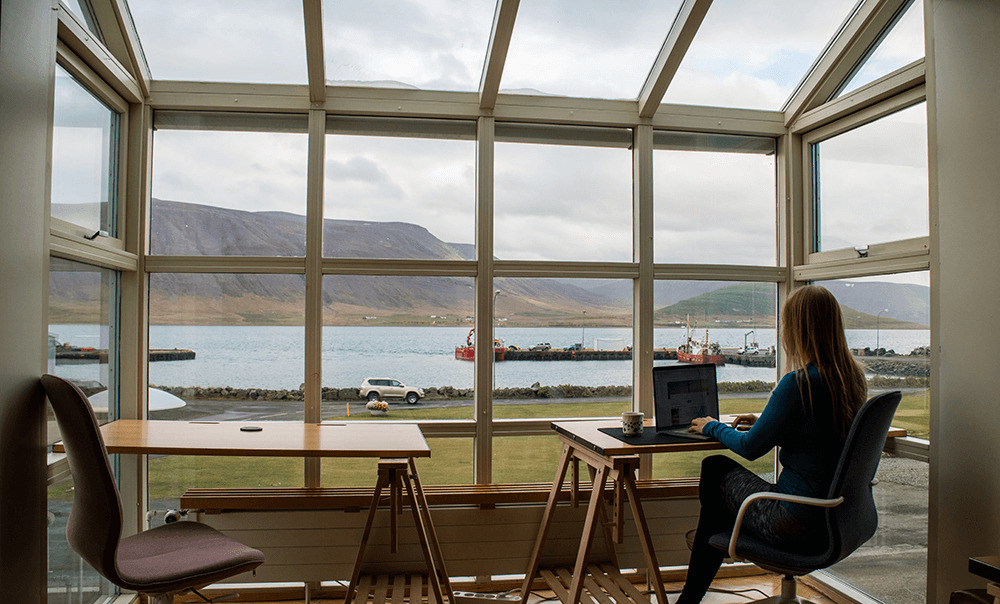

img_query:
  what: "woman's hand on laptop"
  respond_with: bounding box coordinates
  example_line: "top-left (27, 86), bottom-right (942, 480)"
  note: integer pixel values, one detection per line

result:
top-left (690, 416), bottom-right (717, 434)
top-left (731, 414), bottom-right (757, 431)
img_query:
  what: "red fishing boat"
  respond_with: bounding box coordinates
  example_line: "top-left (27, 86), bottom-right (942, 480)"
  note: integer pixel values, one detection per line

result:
top-left (455, 328), bottom-right (506, 361)
top-left (677, 317), bottom-right (725, 365)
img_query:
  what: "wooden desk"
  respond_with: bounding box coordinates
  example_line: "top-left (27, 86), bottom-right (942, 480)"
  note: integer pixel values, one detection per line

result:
top-left (970, 556), bottom-right (1000, 603)
top-left (57, 420), bottom-right (451, 604)
top-left (520, 419), bottom-right (722, 604)
top-left (520, 418), bottom-right (907, 604)
top-left (55, 419), bottom-right (432, 458)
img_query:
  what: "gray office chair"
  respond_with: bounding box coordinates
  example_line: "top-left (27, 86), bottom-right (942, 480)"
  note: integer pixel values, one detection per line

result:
top-left (42, 375), bottom-right (264, 604)
top-left (708, 390), bottom-right (902, 603)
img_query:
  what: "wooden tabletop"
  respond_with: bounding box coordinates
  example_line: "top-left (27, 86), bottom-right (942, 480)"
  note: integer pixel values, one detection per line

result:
top-left (54, 420), bottom-right (431, 458)
top-left (551, 418), bottom-right (907, 457)
top-left (552, 419), bottom-right (724, 456)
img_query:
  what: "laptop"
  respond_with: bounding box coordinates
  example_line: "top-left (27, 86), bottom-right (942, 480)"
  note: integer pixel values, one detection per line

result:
top-left (653, 363), bottom-right (720, 441)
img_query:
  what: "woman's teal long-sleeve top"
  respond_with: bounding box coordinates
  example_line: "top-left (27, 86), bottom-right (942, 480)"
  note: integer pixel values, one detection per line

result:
top-left (701, 365), bottom-right (845, 519)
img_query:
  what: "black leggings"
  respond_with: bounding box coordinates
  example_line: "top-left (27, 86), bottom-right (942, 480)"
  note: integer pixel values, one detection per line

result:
top-left (676, 455), bottom-right (819, 604)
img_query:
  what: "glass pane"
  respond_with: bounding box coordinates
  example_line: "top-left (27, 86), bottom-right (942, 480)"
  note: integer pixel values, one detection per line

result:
top-left (49, 474), bottom-right (116, 603)
top-left (819, 271), bottom-right (929, 604)
top-left (148, 456), bottom-right (304, 528)
top-left (493, 435), bottom-right (565, 484)
top-left (653, 133), bottom-right (776, 265)
top-left (817, 273), bottom-right (930, 438)
top-left (321, 438), bottom-right (472, 487)
top-left (51, 65), bottom-right (119, 235)
top-left (150, 129), bottom-right (308, 256)
top-left (63, 0), bottom-right (102, 40)
top-left (493, 278), bottom-right (632, 420)
top-left (814, 102), bottom-right (928, 251)
top-left (48, 258), bottom-right (118, 442)
top-left (651, 280), bottom-right (778, 479)
top-left (662, 0), bottom-right (858, 110)
top-left (837, 0), bottom-right (924, 98)
top-left (127, 0), bottom-right (308, 84)
top-left (321, 275), bottom-right (475, 421)
top-left (323, 131), bottom-right (474, 259)
top-left (322, 0), bottom-right (494, 91)
top-left (147, 273), bottom-right (305, 416)
top-left (501, 0), bottom-right (684, 99)
top-left (495, 136), bottom-right (632, 262)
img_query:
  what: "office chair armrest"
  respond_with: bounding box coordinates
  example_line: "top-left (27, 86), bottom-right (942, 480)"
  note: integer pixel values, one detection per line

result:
top-left (727, 492), bottom-right (845, 561)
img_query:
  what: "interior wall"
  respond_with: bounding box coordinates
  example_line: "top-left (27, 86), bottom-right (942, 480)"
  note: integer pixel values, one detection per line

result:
top-left (0, 0), bottom-right (55, 600)
top-left (926, 0), bottom-right (1000, 601)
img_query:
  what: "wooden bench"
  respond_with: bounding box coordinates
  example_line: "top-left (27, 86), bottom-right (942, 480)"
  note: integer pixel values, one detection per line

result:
top-left (180, 479), bottom-right (701, 513)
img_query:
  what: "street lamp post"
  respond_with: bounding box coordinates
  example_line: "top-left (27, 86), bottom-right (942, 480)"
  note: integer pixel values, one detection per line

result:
top-left (876, 309), bottom-right (889, 356)
top-left (493, 290), bottom-right (501, 392)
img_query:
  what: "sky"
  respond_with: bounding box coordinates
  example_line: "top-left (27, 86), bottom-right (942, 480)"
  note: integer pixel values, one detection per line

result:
top-left (65, 0), bottom-right (931, 284)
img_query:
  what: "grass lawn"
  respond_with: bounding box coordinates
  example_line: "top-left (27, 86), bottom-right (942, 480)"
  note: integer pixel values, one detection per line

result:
top-left (147, 390), bottom-right (930, 497)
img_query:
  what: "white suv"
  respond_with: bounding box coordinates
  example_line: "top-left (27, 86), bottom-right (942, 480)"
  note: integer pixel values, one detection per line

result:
top-left (360, 378), bottom-right (424, 404)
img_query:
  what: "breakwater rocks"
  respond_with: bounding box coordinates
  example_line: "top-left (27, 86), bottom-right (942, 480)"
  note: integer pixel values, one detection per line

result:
top-left (857, 357), bottom-right (929, 378)
top-left (152, 373), bottom-right (925, 403)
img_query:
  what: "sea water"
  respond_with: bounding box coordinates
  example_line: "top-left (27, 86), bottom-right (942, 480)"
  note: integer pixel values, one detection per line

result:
top-left (50, 324), bottom-right (930, 391)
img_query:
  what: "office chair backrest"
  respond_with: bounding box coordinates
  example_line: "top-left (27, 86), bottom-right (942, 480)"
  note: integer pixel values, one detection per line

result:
top-left (823, 390), bottom-right (902, 566)
top-left (41, 375), bottom-right (124, 585)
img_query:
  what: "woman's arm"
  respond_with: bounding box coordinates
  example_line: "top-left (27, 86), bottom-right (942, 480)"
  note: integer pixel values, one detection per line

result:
top-left (700, 371), bottom-right (801, 460)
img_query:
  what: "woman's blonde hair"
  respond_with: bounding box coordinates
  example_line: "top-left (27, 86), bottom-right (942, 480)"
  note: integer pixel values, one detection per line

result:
top-left (781, 285), bottom-right (867, 437)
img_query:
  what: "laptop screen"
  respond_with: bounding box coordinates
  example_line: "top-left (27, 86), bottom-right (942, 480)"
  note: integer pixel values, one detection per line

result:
top-left (653, 363), bottom-right (720, 431)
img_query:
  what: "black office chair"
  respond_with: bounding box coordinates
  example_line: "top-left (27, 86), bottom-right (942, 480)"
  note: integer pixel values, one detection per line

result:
top-left (42, 375), bottom-right (264, 604)
top-left (707, 390), bottom-right (902, 603)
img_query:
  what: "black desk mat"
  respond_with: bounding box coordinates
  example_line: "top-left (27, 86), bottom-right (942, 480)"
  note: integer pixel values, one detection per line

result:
top-left (598, 426), bottom-right (713, 445)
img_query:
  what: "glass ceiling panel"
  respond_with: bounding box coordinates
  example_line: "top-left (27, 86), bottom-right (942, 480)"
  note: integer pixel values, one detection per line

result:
top-left (662, 0), bottom-right (859, 110)
top-left (835, 0), bottom-right (924, 98)
top-left (501, 0), bottom-right (684, 100)
top-left (322, 0), bottom-right (495, 91)
top-left (127, 0), bottom-right (308, 84)
top-left (63, 0), bottom-right (103, 40)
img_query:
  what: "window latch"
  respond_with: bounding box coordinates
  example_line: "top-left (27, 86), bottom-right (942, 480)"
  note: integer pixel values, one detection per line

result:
top-left (84, 230), bottom-right (109, 240)
top-left (854, 245), bottom-right (869, 258)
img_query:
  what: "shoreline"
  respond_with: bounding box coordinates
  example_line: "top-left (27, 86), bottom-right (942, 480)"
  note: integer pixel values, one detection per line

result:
top-left (143, 375), bottom-right (928, 403)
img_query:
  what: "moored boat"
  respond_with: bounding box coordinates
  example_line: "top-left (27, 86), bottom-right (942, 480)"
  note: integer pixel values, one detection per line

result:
top-left (677, 318), bottom-right (725, 365)
top-left (455, 328), bottom-right (506, 361)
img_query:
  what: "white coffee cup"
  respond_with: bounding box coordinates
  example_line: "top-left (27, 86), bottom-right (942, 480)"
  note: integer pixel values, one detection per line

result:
top-left (622, 411), bottom-right (644, 436)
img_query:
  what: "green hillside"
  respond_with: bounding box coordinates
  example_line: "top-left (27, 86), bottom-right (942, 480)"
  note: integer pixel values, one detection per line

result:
top-left (655, 283), bottom-right (777, 325)
top-left (655, 283), bottom-right (927, 329)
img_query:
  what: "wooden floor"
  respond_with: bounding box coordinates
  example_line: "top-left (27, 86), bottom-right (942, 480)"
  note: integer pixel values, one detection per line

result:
top-left (176, 573), bottom-right (839, 603)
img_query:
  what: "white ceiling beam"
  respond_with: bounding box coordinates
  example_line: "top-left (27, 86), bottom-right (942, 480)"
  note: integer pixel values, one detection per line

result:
top-left (303, 0), bottom-right (325, 104)
top-left (783, 0), bottom-right (911, 126)
top-left (74, 0), bottom-right (149, 98)
top-left (479, 0), bottom-right (519, 111)
top-left (637, 0), bottom-right (713, 119)
top-left (107, 0), bottom-right (151, 98)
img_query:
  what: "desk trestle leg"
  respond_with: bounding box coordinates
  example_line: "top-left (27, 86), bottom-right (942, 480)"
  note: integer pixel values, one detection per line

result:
top-left (520, 444), bottom-right (574, 604)
top-left (346, 458), bottom-right (453, 604)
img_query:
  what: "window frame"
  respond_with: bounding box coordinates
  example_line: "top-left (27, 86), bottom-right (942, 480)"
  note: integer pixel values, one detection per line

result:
top-left (52, 42), bottom-right (130, 255)
top-left (798, 87), bottom-right (929, 281)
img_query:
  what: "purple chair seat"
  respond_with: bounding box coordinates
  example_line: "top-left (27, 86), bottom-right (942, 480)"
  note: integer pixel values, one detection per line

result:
top-left (116, 521), bottom-right (264, 593)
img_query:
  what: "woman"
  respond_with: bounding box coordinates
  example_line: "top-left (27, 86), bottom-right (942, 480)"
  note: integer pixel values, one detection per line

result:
top-left (675, 285), bottom-right (867, 603)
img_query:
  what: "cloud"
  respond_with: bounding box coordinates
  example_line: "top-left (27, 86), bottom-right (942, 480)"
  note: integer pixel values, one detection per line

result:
top-left (323, 0), bottom-right (494, 91)
top-left (128, 0), bottom-right (308, 83)
top-left (324, 135), bottom-right (475, 242)
top-left (663, 0), bottom-right (863, 109)
top-left (151, 130), bottom-right (308, 214)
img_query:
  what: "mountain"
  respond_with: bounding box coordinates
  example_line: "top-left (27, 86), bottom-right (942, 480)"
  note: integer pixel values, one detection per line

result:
top-left (654, 282), bottom-right (929, 329)
top-left (816, 280), bottom-right (929, 325)
top-left (49, 200), bottom-right (930, 328)
top-left (141, 199), bottom-right (623, 325)
top-left (654, 283), bottom-right (778, 325)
